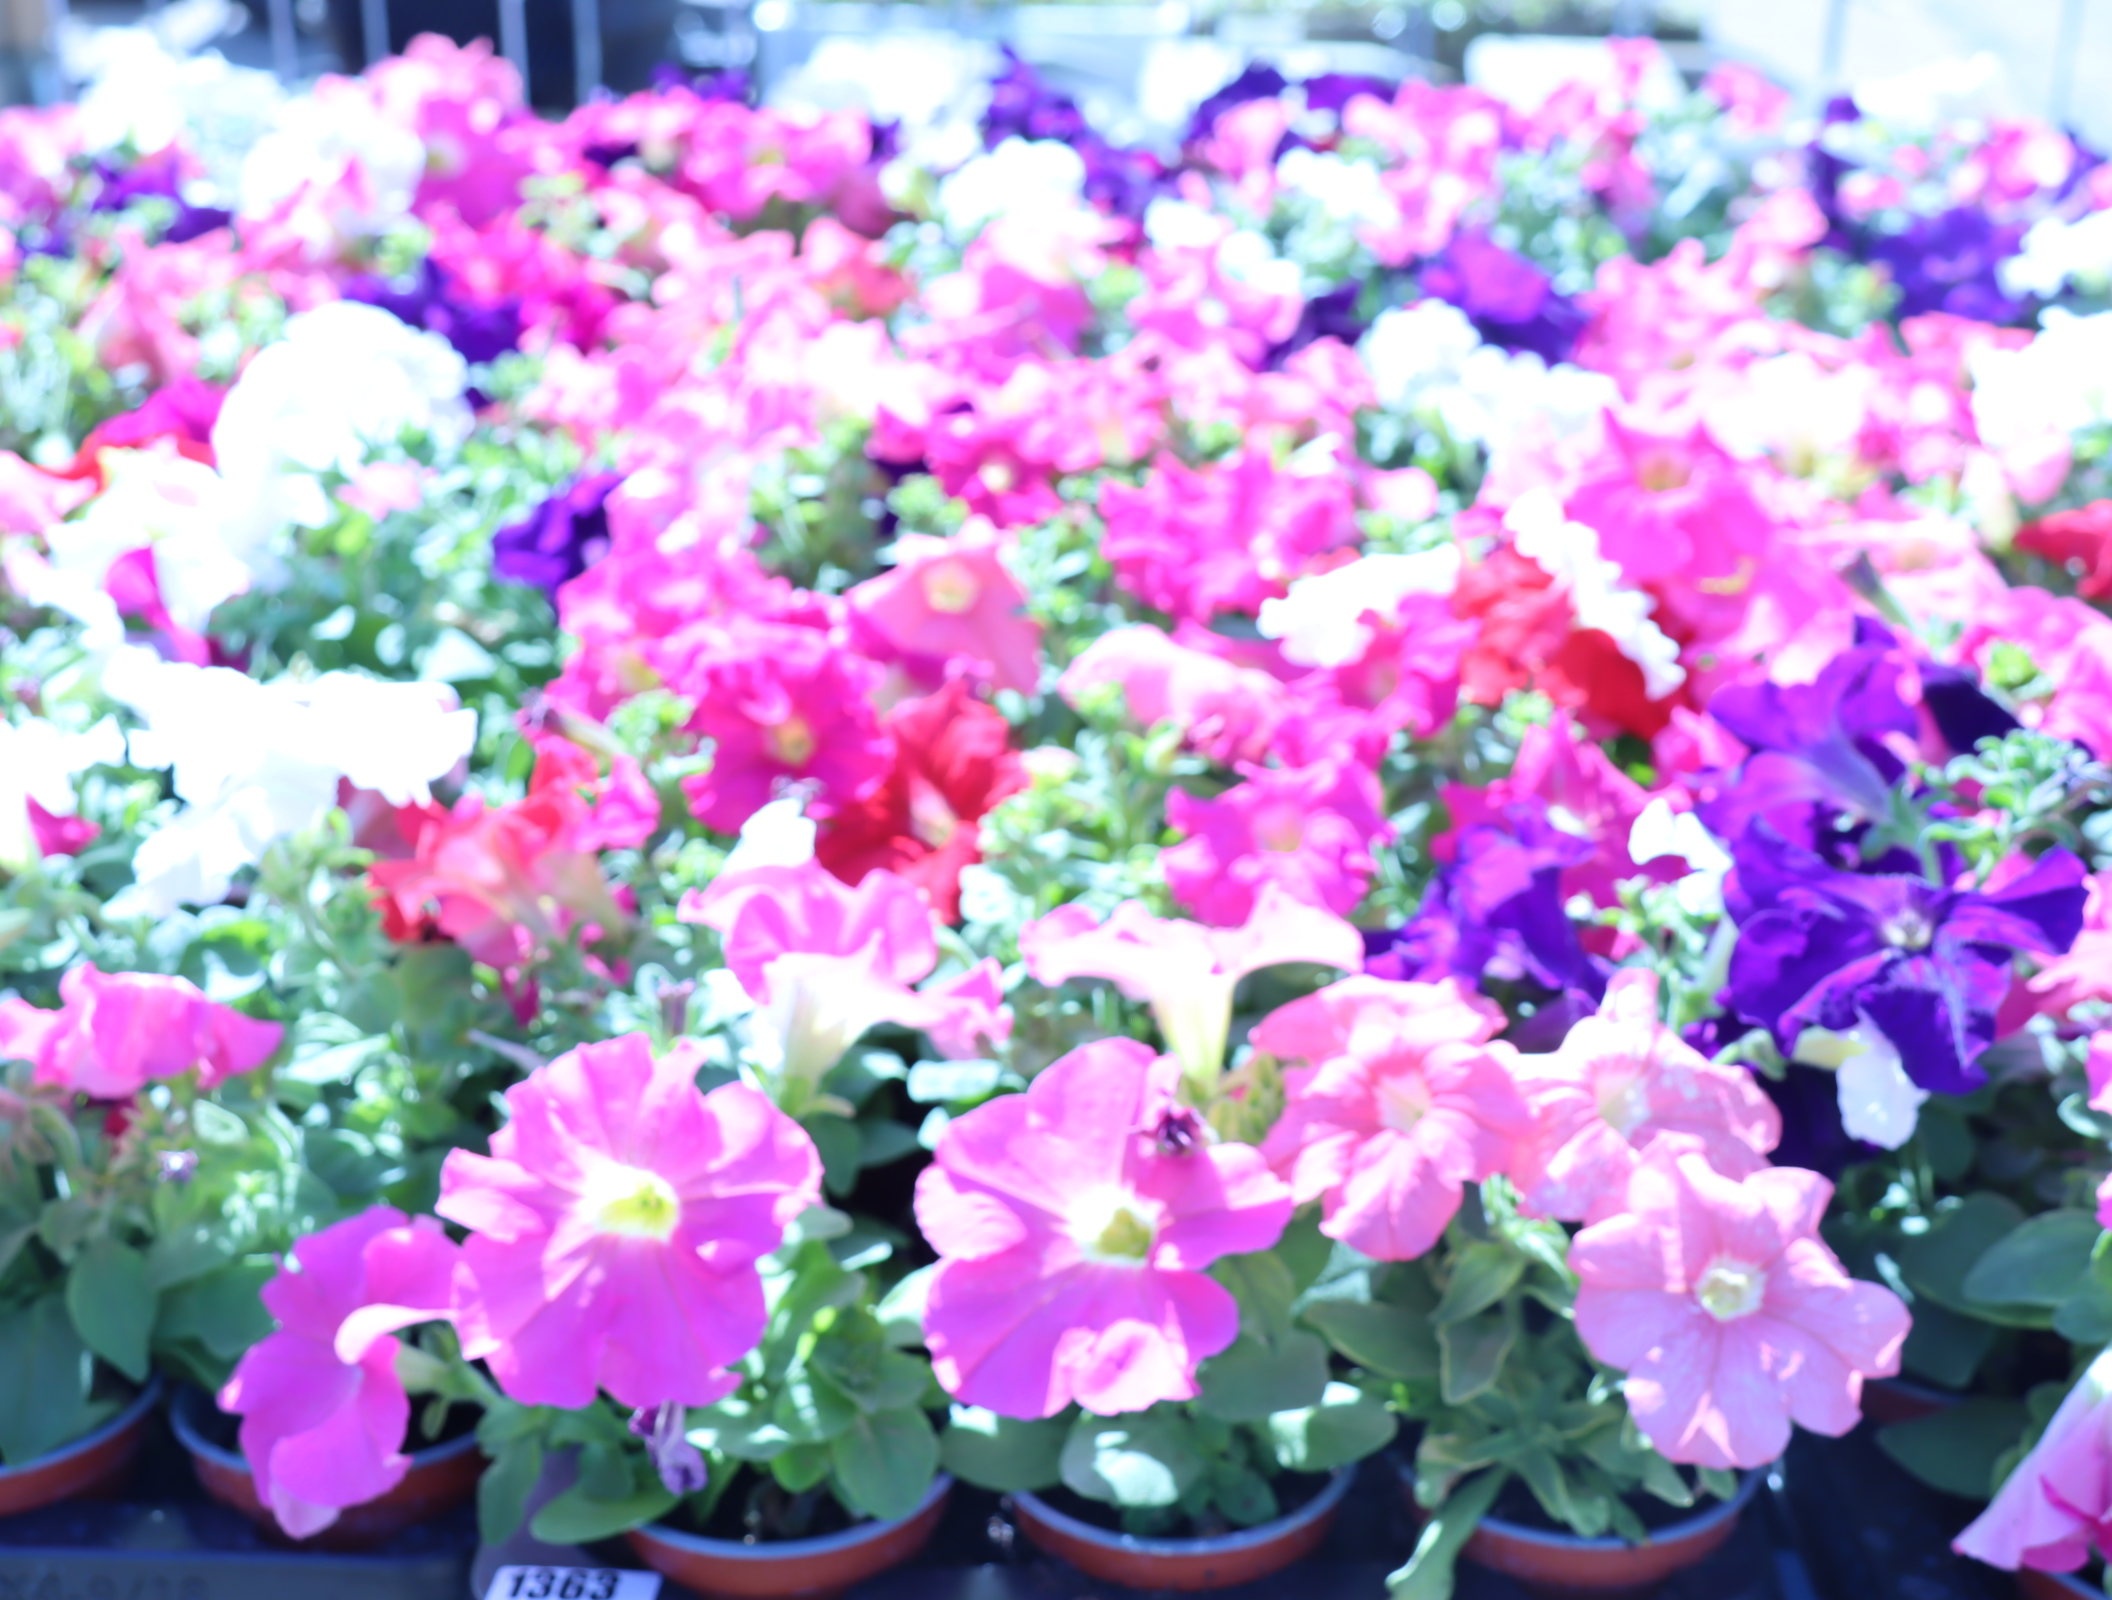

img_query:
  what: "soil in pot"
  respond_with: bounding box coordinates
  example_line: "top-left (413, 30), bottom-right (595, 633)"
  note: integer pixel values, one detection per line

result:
top-left (0, 1376), bottom-right (161, 1517)
top-left (624, 1470), bottom-right (953, 1600)
top-left (1010, 1465), bottom-right (1357, 1592)
top-left (171, 1386), bottom-right (485, 1551)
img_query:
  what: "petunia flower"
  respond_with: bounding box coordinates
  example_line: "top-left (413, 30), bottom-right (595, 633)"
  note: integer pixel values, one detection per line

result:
top-left (1254, 975), bottom-right (1529, 1261)
top-left (0, 964), bottom-right (282, 1099)
top-left (812, 679), bottom-right (1027, 923)
top-left (680, 858), bottom-right (1012, 1103)
top-left (1725, 829), bottom-right (2088, 1095)
top-left (915, 1037), bottom-right (1292, 1418)
top-left (439, 1034), bottom-right (822, 1410)
top-left (1018, 883), bottom-right (1364, 1095)
top-left (1508, 968), bottom-right (1780, 1224)
top-left (850, 525), bottom-right (1043, 697)
top-left (1955, 1346), bottom-right (2112, 1574)
top-left (217, 1207), bottom-right (463, 1539)
top-left (1570, 1140), bottom-right (1909, 1471)
top-left (1163, 758), bottom-right (1390, 927)
top-left (490, 471), bottom-right (621, 599)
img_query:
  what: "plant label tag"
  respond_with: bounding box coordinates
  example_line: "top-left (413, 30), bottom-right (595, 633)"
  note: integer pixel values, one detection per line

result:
top-left (484, 1566), bottom-right (664, 1600)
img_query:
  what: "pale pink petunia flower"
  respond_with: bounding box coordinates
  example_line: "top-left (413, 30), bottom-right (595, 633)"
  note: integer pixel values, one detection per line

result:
top-left (850, 524), bottom-right (1044, 697)
top-left (1254, 976), bottom-right (1530, 1261)
top-left (438, 1034), bottom-right (822, 1410)
top-left (1163, 758), bottom-right (1391, 928)
top-left (0, 964), bottom-right (282, 1099)
top-left (1508, 968), bottom-right (1780, 1223)
top-left (1570, 1140), bottom-right (1909, 1471)
top-left (915, 1037), bottom-right (1292, 1418)
top-left (679, 858), bottom-right (1011, 1096)
top-left (217, 1207), bottom-right (462, 1539)
top-left (1018, 882), bottom-right (1364, 1092)
top-left (1956, 1347), bottom-right (2112, 1573)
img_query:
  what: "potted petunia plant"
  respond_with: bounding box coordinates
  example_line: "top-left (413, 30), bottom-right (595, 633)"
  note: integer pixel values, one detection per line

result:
top-left (918, 891), bottom-right (1402, 1590)
top-left (0, 964), bottom-right (297, 1511)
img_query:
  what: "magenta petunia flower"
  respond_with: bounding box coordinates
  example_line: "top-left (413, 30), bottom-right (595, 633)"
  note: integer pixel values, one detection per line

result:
top-left (915, 1037), bottom-right (1293, 1418)
top-left (1508, 968), bottom-right (1780, 1223)
top-left (850, 525), bottom-right (1044, 697)
top-left (217, 1206), bottom-right (462, 1539)
top-left (1570, 1140), bottom-right (1909, 1470)
top-left (0, 964), bottom-right (282, 1099)
top-left (1163, 758), bottom-right (1391, 927)
top-left (1019, 882), bottom-right (1363, 1091)
top-left (1955, 1347), bottom-right (2112, 1573)
top-left (1255, 976), bottom-right (1530, 1261)
top-left (438, 1034), bottom-right (822, 1410)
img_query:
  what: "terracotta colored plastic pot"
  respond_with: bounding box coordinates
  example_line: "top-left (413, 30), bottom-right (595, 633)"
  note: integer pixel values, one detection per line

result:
top-left (1400, 1460), bottom-right (1762, 1594)
top-left (0, 1376), bottom-right (161, 1516)
top-left (1010, 1465), bottom-right (1355, 1591)
top-left (626, 1473), bottom-right (952, 1600)
top-left (171, 1385), bottom-right (486, 1550)
top-left (2017, 1570), bottom-right (2105, 1600)
top-left (1862, 1378), bottom-right (1964, 1426)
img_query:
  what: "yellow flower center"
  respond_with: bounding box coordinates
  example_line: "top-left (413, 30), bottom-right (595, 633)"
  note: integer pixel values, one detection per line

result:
top-left (1694, 1256), bottom-right (1765, 1322)
top-left (1375, 1071), bottom-right (1432, 1135)
top-left (765, 715), bottom-right (817, 767)
top-left (1596, 1073), bottom-right (1653, 1138)
top-left (921, 558), bottom-right (982, 616)
top-left (582, 1163), bottom-right (683, 1242)
top-left (1070, 1187), bottom-right (1158, 1265)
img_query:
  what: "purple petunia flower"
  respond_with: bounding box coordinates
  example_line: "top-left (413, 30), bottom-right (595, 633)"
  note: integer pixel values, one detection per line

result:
top-left (344, 259), bottom-right (523, 367)
top-left (1420, 231), bottom-right (1586, 364)
top-left (1724, 828), bottom-right (2087, 1095)
top-left (1867, 207), bottom-right (2027, 324)
top-left (492, 473), bottom-right (623, 599)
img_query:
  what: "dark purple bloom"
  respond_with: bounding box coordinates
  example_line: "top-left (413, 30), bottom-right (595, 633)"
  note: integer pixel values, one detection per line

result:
top-left (1267, 283), bottom-right (1371, 368)
top-left (1867, 207), bottom-right (2027, 323)
top-left (493, 473), bottom-right (622, 598)
top-left (1368, 801), bottom-right (1604, 1003)
top-left (1419, 232), bottom-right (1586, 364)
top-left (984, 48), bottom-right (1092, 147)
top-left (1724, 828), bottom-right (2087, 1095)
top-left (1184, 64), bottom-right (1290, 145)
top-left (344, 259), bottom-right (522, 367)
top-left (1300, 73), bottom-right (1398, 116)
top-left (628, 1401), bottom-right (707, 1496)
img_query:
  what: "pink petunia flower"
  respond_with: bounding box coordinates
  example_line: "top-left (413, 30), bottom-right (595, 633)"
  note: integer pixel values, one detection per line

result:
top-left (1164, 758), bottom-right (1391, 927)
top-left (1019, 883), bottom-right (1364, 1093)
top-left (217, 1207), bottom-right (462, 1539)
top-left (1570, 1141), bottom-right (1909, 1470)
top-left (679, 858), bottom-right (1012, 1097)
top-left (1955, 1347), bottom-right (2112, 1573)
top-left (1508, 968), bottom-right (1781, 1223)
top-left (0, 965), bottom-right (282, 1098)
top-left (1254, 976), bottom-right (1530, 1261)
top-left (1055, 624), bottom-right (1289, 765)
top-left (850, 525), bottom-right (1044, 698)
top-left (915, 1037), bottom-right (1293, 1418)
top-left (438, 1034), bottom-right (822, 1410)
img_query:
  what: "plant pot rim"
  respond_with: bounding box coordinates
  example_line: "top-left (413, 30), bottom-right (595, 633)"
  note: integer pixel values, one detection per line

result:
top-left (1013, 1463), bottom-right (1357, 1556)
top-left (633, 1472), bottom-right (954, 1562)
top-left (1395, 1456), bottom-right (1764, 1551)
top-left (169, 1382), bottom-right (485, 1471)
top-left (0, 1374), bottom-right (162, 1480)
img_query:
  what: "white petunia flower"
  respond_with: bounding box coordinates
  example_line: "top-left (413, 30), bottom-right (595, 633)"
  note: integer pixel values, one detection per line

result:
top-left (937, 138), bottom-right (1087, 238)
top-left (1257, 548), bottom-right (1464, 669)
top-left (1505, 488), bottom-right (1687, 700)
top-left (1795, 1018), bottom-right (1927, 1150)
top-left (1628, 797), bottom-right (1733, 916)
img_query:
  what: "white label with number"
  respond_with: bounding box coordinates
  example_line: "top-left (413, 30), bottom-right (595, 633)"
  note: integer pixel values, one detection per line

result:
top-left (484, 1566), bottom-right (664, 1600)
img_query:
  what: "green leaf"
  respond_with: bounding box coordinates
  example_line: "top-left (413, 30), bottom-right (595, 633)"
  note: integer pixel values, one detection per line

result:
top-left (144, 1223), bottom-right (235, 1292)
top-left (1211, 1251), bottom-right (1298, 1344)
top-left (1432, 1242), bottom-right (1523, 1326)
top-left (1274, 1209), bottom-right (1333, 1295)
top-left (1301, 1298), bottom-right (1440, 1381)
top-left (940, 1407), bottom-right (1068, 1493)
top-left (1876, 1398), bottom-right (2028, 1501)
top-left (478, 1437), bottom-right (544, 1545)
top-left (1060, 1409), bottom-right (1203, 1507)
top-left (831, 1407), bottom-right (938, 1520)
top-left (1898, 1193), bottom-right (2025, 1314)
top-left (804, 1114), bottom-right (863, 1200)
top-left (1196, 1330), bottom-right (1330, 1422)
top-left (529, 1476), bottom-right (676, 1543)
top-left (772, 1369), bottom-right (858, 1444)
top-left (1438, 1308), bottom-right (1513, 1405)
top-left (770, 1442), bottom-right (832, 1493)
top-left (1962, 1210), bottom-right (2103, 1313)
top-left (154, 1259), bottom-right (277, 1360)
top-left (1264, 1382), bottom-right (1396, 1473)
top-left (874, 1264), bottom-right (934, 1347)
top-left (0, 1295), bottom-right (108, 1465)
top-left (1209, 1460), bottom-right (1280, 1528)
top-left (1899, 1299), bottom-right (1999, 1389)
top-left (1389, 1468), bottom-right (1508, 1600)
top-left (857, 1120), bottom-right (921, 1171)
top-left (65, 1240), bottom-right (155, 1382)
